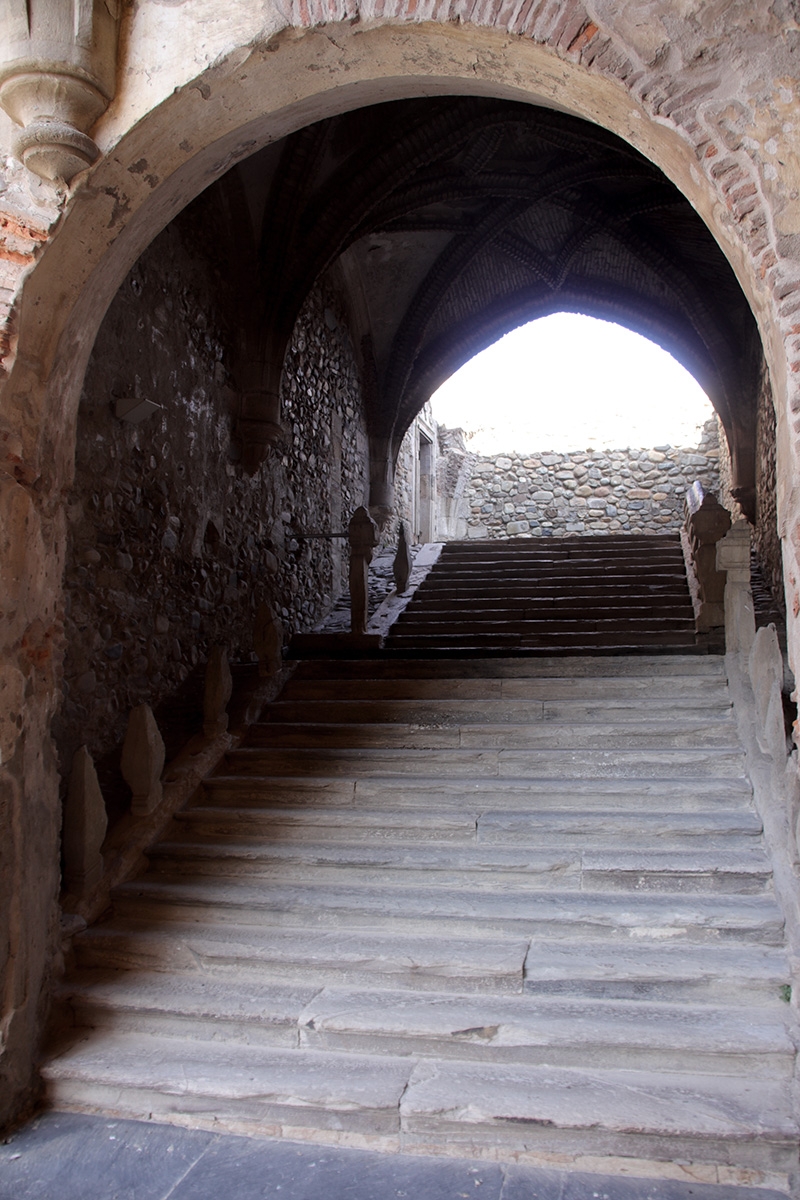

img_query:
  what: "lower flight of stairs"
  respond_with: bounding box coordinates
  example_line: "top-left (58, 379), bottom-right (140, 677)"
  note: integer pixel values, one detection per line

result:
top-left (45, 655), bottom-right (798, 1189)
top-left (385, 534), bottom-right (701, 655)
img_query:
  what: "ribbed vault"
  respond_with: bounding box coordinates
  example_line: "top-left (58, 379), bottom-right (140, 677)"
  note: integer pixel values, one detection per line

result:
top-left (230, 96), bottom-right (761, 514)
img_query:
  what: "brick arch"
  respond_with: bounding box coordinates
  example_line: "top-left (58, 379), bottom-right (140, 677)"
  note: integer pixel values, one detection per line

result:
top-left (1, 14), bottom-right (798, 1128)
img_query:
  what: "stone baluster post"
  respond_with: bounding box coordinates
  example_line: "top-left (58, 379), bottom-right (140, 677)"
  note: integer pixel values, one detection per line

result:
top-left (684, 483), bottom-right (731, 632)
top-left (120, 703), bottom-right (165, 816)
top-left (716, 519), bottom-right (755, 659)
top-left (63, 745), bottom-right (107, 898)
top-left (254, 602), bottom-right (283, 677)
top-left (348, 505), bottom-right (379, 635)
top-left (393, 520), bottom-right (412, 595)
top-left (203, 645), bottom-right (232, 738)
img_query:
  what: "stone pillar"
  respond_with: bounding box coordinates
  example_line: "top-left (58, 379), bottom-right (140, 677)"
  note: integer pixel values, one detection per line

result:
top-left (348, 505), bottom-right (378, 635)
top-left (0, 0), bottom-right (120, 183)
top-left (716, 519), bottom-right (756, 659)
top-left (62, 745), bottom-right (106, 899)
top-left (203, 645), bottom-right (232, 738)
top-left (120, 703), bottom-right (165, 817)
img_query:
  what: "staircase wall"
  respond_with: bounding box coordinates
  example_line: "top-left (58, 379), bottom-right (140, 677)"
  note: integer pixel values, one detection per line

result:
top-left (56, 194), bottom-right (369, 800)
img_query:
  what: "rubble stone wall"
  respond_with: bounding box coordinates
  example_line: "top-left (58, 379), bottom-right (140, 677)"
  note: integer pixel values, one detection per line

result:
top-left (460, 421), bottom-right (720, 539)
top-left (55, 193), bottom-right (367, 781)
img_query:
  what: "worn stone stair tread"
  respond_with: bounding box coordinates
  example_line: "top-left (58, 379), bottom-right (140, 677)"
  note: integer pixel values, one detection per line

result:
top-left (225, 746), bottom-right (747, 779)
top-left (281, 676), bottom-right (731, 701)
top-left (173, 805), bottom-right (762, 849)
top-left (201, 774), bottom-right (753, 811)
top-left (148, 841), bottom-right (771, 894)
top-left (110, 876), bottom-right (785, 943)
top-left (289, 655), bottom-right (726, 680)
top-left (60, 970), bottom-right (319, 1026)
top-left (523, 939), bottom-right (791, 998)
top-left (261, 699), bottom-right (734, 723)
top-left (150, 841), bottom-right (583, 886)
top-left (73, 923), bottom-right (531, 991)
top-left (59, 974), bottom-right (794, 1074)
top-left (399, 1059), bottom-right (798, 1159)
top-left (43, 1033), bottom-right (412, 1132)
top-left (244, 721), bottom-right (740, 751)
top-left (295, 988), bottom-right (793, 1070)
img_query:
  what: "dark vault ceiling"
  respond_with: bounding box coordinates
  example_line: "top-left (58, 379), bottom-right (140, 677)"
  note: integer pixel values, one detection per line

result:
top-left (222, 96), bottom-right (762, 511)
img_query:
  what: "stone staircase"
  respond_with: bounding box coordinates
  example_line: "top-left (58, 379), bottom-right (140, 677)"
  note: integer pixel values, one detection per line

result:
top-left (45, 651), bottom-right (798, 1189)
top-left (385, 534), bottom-right (699, 654)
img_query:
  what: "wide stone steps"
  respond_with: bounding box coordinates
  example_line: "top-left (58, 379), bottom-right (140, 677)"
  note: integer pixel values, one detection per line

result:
top-left (108, 876), bottom-right (784, 944)
top-left (260, 699), bottom-right (734, 724)
top-left (201, 774), bottom-right (753, 811)
top-left (71, 920), bottom-right (790, 1003)
top-left (225, 745), bottom-right (748, 779)
top-left (243, 720), bottom-right (738, 750)
top-left (147, 840), bottom-right (773, 894)
top-left (385, 534), bottom-right (697, 656)
top-left (46, 642), bottom-right (798, 1186)
top-left (57, 973), bottom-right (792, 1077)
top-left (42, 1034), bottom-right (797, 1175)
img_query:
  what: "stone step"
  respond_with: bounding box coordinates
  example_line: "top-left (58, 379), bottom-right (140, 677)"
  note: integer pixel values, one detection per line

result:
top-left (522, 939), bottom-right (792, 1003)
top-left (58, 973), bottom-right (794, 1077)
top-left (397, 612), bottom-right (694, 629)
top-left (41, 1032), bottom-right (798, 1175)
top-left (201, 774), bottom-right (754, 812)
top-left (224, 746), bottom-right (747, 779)
top-left (398, 1059), bottom-right (798, 1173)
top-left (261, 699), bottom-right (734, 725)
top-left (43, 1033), bottom-right (412, 1138)
top-left (148, 841), bottom-right (773, 895)
top-left (385, 632), bottom-right (698, 649)
top-left (280, 676), bottom-right (731, 701)
top-left (110, 877), bottom-right (784, 944)
top-left (391, 624), bottom-right (690, 643)
top-left (71, 920), bottom-right (790, 1004)
top-left (288, 656), bottom-right (726, 680)
top-left (400, 596), bottom-right (692, 613)
top-left (73, 922), bottom-right (532, 993)
top-left (243, 720), bottom-right (739, 751)
top-left (174, 805), bottom-right (762, 849)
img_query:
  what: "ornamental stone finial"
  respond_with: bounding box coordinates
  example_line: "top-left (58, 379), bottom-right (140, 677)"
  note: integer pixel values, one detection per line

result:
top-left (0, 1), bottom-right (120, 183)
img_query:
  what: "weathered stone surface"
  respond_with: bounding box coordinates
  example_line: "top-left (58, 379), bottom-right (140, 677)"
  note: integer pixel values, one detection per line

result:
top-left (120, 704), bottom-right (165, 817)
top-left (748, 625), bottom-right (787, 764)
top-left (63, 747), bottom-right (107, 899)
top-left (444, 423), bottom-right (720, 542)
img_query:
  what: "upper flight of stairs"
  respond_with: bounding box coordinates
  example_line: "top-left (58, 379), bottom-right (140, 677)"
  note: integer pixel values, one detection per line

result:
top-left (385, 534), bottom-right (700, 655)
top-left (44, 649), bottom-right (798, 1190)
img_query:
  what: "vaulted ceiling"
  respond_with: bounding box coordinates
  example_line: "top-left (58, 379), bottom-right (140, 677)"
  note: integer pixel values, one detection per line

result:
top-left (228, 96), bottom-right (762, 511)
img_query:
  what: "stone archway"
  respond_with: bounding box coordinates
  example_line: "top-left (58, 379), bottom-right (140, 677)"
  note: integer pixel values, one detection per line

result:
top-left (1, 11), bottom-right (798, 1128)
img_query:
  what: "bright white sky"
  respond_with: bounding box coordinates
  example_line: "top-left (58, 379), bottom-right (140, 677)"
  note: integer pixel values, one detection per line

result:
top-left (429, 313), bottom-right (714, 454)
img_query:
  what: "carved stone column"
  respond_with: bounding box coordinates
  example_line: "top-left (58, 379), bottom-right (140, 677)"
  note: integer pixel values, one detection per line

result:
top-left (0, 1), bottom-right (120, 183)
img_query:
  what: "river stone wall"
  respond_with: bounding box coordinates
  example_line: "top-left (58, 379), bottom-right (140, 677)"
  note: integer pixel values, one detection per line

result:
top-left (460, 420), bottom-right (720, 539)
top-left (55, 191), bottom-right (367, 784)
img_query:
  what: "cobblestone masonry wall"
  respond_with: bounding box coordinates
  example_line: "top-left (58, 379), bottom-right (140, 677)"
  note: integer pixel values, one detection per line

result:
top-left (459, 420), bottom-right (720, 539)
top-left (55, 198), bottom-right (367, 779)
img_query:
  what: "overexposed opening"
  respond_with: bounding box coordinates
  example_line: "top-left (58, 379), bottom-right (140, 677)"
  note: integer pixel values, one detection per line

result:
top-left (429, 314), bottom-right (713, 453)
